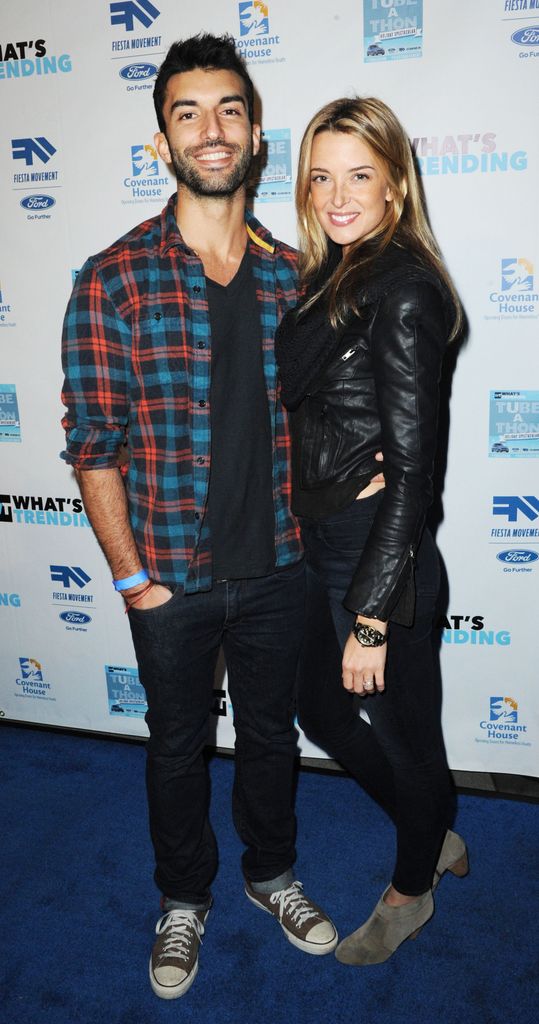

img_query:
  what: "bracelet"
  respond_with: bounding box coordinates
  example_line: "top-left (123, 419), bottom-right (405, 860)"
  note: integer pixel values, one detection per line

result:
top-left (124, 580), bottom-right (155, 612)
top-left (113, 569), bottom-right (149, 592)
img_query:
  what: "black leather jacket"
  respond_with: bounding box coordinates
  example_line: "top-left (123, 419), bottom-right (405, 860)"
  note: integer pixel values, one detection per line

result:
top-left (276, 248), bottom-right (452, 626)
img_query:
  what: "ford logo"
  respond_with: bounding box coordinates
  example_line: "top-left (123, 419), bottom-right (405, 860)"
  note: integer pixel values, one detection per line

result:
top-left (119, 62), bottom-right (158, 81)
top-left (496, 549), bottom-right (538, 564)
top-left (20, 194), bottom-right (56, 210)
top-left (60, 611), bottom-right (92, 624)
top-left (511, 26), bottom-right (539, 45)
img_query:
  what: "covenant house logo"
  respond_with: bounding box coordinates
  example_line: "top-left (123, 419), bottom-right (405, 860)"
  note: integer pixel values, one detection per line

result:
top-left (477, 696), bottom-right (530, 748)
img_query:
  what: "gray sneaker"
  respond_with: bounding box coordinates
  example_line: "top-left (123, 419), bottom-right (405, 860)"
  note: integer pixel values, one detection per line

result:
top-left (245, 879), bottom-right (338, 955)
top-left (149, 908), bottom-right (208, 999)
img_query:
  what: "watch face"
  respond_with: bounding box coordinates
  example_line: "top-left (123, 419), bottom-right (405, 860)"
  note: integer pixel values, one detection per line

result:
top-left (355, 625), bottom-right (375, 646)
top-left (354, 624), bottom-right (385, 646)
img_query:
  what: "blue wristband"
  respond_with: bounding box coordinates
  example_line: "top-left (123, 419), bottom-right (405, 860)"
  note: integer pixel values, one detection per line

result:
top-left (113, 569), bottom-right (149, 592)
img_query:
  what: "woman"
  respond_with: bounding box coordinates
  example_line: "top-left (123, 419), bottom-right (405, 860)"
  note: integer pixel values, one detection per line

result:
top-left (275, 98), bottom-right (468, 966)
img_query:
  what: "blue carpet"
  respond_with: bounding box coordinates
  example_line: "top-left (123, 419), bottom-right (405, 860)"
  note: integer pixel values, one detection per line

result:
top-left (0, 725), bottom-right (537, 1024)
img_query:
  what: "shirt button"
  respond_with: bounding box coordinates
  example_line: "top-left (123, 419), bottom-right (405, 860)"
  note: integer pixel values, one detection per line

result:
top-left (196, 457), bottom-right (204, 465)
top-left (198, 400), bottom-right (206, 407)
top-left (153, 312), bottom-right (162, 321)
top-left (193, 285), bottom-right (201, 294)
top-left (197, 342), bottom-right (205, 349)
top-left (194, 512), bottom-right (200, 520)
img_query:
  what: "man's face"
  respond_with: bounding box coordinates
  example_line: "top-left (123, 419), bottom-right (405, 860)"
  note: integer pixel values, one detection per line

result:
top-left (154, 67), bottom-right (260, 198)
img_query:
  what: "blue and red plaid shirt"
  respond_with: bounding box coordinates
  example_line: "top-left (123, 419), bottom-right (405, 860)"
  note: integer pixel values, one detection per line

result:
top-left (61, 194), bottom-right (301, 592)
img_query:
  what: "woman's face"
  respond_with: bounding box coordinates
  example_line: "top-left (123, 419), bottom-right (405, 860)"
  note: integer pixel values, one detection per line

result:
top-left (309, 130), bottom-right (393, 253)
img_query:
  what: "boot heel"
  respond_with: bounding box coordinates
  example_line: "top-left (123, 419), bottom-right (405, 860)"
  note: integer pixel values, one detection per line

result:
top-left (448, 851), bottom-right (469, 878)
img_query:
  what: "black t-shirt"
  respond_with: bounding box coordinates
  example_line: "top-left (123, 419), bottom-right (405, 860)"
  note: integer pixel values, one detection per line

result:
top-left (205, 249), bottom-right (276, 579)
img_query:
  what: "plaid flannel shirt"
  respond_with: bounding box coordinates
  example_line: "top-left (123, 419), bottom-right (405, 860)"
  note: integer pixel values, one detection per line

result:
top-left (61, 194), bottom-right (302, 592)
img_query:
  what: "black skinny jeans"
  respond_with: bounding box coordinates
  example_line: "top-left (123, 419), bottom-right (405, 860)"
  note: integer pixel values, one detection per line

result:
top-left (298, 490), bottom-right (455, 896)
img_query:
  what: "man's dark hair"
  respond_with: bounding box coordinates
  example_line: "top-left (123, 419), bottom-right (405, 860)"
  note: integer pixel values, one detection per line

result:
top-left (153, 33), bottom-right (255, 132)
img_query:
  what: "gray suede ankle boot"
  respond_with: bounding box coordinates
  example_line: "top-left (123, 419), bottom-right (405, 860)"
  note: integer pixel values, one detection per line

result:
top-left (433, 830), bottom-right (469, 890)
top-left (335, 887), bottom-right (434, 966)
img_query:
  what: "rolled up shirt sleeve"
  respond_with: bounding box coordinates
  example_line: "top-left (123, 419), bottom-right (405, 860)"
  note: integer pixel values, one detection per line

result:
top-left (61, 259), bottom-right (131, 469)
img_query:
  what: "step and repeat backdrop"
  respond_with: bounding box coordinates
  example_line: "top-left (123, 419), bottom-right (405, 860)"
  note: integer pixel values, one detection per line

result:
top-left (1, 1), bottom-right (538, 776)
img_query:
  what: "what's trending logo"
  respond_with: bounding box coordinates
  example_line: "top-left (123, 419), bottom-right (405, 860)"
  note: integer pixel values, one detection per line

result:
top-left (236, 2), bottom-right (284, 65)
top-left (0, 38), bottom-right (72, 81)
top-left (15, 657), bottom-right (55, 701)
top-left (477, 696), bottom-right (530, 747)
top-left (0, 493), bottom-right (90, 528)
top-left (110, 1), bottom-right (162, 57)
top-left (439, 614), bottom-right (511, 647)
top-left (486, 258), bottom-right (538, 320)
top-left (411, 132), bottom-right (527, 176)
top-left (123, 143), bottom-right (169, 204)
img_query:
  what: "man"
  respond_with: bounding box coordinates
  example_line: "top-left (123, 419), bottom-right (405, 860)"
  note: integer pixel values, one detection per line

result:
top-left (61, 33), bottom-right (337, 1001)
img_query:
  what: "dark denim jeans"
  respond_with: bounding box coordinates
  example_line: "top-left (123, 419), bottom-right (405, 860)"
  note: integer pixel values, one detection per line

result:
top-left (128, 561), bottom-right (305, 907)
top-left (298, 492), bottom-right (455, 896)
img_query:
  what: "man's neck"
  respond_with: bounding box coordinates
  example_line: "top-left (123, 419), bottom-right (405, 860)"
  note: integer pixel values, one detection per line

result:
top-left (176, 187), bottom-right (249, 286)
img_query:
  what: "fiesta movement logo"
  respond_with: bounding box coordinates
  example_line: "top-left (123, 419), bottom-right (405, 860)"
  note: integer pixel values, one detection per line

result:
top-left (491, 495), bottom-right (539, 539)
top-left (110, 0), bottom-right (162, 58)
top-left (110, 0), bottom-right (160, 31)
top-left (12, 136), bottom-right (60, 220)
top-left (11, 136), bottom-right (56, 166)
top-left (50, 565), bottom-right (91, 589)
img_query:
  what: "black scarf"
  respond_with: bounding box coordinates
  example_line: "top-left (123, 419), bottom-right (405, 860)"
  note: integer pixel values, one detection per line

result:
top-left (275, 241), bottom-right (453, 411)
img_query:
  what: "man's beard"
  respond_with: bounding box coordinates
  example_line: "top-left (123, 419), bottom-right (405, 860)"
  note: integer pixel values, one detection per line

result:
top-left (168, 137), bottom-right (253, 197)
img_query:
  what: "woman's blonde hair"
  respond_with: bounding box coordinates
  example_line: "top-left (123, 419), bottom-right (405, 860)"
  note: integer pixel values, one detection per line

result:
top-left (296, 96), bottom-right (461, 338)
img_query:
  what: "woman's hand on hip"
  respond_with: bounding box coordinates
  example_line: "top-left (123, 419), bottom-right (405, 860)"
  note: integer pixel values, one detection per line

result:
top-left (342, 631), bottom-right (386, 695)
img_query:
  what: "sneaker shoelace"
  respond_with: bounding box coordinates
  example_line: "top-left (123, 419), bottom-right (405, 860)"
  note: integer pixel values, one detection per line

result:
top-left (155, 910), bottom-right (205, 964)
top-left (269, 881), bottom-right (319, 926)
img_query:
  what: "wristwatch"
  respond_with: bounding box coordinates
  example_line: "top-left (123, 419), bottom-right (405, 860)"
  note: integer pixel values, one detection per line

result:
top-left (352, 622), bottom-right (388, 647)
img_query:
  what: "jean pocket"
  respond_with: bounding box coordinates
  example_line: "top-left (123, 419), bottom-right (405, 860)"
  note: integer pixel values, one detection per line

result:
top-left (127, 584), bottom-right (181, 621)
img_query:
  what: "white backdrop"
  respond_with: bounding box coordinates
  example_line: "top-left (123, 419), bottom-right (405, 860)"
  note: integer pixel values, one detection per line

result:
top-left (1, 0), bottom-right (538, 776)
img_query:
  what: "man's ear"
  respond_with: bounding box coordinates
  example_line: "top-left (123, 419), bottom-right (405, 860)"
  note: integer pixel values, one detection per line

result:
top-left (154, 131), bottom-right (171, 164)
top-left (251, 123), bottom-right (261, 158)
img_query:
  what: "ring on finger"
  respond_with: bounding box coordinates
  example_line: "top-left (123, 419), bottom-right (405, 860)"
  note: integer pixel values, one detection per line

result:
top-left (364, 679), bottom-right (374, 689)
